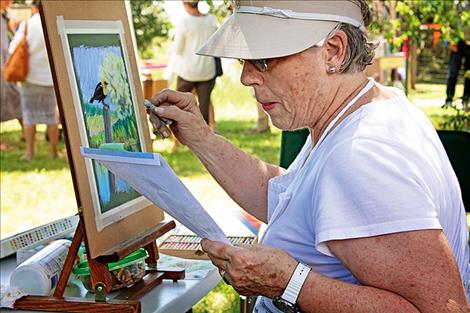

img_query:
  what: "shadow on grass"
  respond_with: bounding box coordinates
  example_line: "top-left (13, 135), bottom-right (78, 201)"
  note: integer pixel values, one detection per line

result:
top-left (1, 130), bottom-right (70, 172)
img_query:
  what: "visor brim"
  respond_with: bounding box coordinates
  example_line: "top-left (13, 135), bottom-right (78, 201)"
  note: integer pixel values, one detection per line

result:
top-left (197, 13), bottom-right (338, 59)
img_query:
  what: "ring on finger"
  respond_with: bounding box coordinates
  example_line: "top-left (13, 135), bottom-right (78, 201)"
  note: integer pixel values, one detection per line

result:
top-left (219, 269), bottom-right (231, 285)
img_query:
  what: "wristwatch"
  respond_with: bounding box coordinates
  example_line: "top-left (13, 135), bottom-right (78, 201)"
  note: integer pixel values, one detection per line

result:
top-left (272, 262), bottom-right (311, 313)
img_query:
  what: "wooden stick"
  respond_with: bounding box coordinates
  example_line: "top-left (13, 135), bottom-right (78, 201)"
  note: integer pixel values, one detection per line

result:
top-left (98, 221), bottom-right (175, 263)
top-left (53, 216), bottom-right (84, 298)
top-left (14, 296), bottom-right (140, 313)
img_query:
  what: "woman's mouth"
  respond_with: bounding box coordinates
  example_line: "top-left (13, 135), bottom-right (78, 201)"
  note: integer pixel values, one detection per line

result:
top-left (261, 102), bottom-right (275, 111)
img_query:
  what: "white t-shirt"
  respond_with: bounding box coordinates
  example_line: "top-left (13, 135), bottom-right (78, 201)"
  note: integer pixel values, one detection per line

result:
top-left (172, 14), bottom-right (217, 82)
top-left (9, 14), bottom-right (53, 86)
top-left (255, 88), bottom-right (470, 312)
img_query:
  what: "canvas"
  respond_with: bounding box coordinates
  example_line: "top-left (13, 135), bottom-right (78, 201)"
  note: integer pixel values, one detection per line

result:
top-left (67, 33), bottom-right (142, 214)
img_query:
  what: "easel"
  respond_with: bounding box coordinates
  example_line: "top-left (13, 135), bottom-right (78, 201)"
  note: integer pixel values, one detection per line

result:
top-left (13, 213), bottom-right (185, 313)
top-left (11, 2), bottom-right (185, 311)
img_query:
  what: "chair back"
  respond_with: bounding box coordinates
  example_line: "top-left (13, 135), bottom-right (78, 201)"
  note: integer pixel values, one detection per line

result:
top-left (437, 130), bottom-right (470, 212)
top-left (279, 130), bottom-right (470, 212)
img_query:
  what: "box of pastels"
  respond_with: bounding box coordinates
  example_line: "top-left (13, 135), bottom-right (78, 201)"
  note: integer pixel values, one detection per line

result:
top-left (159, 235), bottom-right (257, 260)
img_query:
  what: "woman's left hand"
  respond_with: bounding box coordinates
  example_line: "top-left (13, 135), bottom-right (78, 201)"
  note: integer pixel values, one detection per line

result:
top-left (201, 239), bottom-right (298, 297)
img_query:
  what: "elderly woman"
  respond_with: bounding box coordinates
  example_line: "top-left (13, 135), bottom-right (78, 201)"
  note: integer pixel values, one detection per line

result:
top-left (150, 1), bottom-right (469, 312)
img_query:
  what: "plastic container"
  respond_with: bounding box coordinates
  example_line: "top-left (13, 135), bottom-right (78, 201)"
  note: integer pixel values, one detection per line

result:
top-left (72, 248), bottom-right (148, 291)
top-left (10, 239), bottom-right (72, 295)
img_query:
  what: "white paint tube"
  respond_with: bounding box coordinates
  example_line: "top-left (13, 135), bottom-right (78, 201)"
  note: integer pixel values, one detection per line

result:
top-left (9, 239), bottom-right (72, 296)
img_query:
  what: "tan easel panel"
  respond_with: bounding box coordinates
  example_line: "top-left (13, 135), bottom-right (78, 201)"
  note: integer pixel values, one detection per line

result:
top-left (41, 0), bottom-right (164, 258)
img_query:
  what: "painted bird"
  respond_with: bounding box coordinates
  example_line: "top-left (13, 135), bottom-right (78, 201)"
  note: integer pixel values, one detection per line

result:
top-left (89, 80), bottom-right (108, 103)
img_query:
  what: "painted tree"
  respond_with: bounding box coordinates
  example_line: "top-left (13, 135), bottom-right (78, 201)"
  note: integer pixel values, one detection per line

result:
top-left (98, 52), bottom-right (136, 140)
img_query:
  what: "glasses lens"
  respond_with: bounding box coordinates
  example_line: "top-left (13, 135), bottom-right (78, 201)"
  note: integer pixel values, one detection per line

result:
top-left (252, 59), bottom-right (267, 72)
top-left (238, 59), bottom-right (268, 72)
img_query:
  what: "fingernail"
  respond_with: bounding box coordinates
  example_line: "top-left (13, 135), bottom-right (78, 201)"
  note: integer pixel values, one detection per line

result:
top-left (162, 130), bottom-right (169, 138)
top-left (154, 107), bottom-right (163, 114)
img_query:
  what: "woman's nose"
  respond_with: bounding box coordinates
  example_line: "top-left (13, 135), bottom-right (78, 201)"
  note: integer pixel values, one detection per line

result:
top-left (240, 63), bottom-right (264, 87)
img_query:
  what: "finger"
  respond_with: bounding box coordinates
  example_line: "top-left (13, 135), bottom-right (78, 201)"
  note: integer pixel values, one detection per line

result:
top-left (148, 113), bottom-right (171, 139)
top-left (207, 255), bottom-right (229, 270)
top-left (201, 239), bottom-right (232, 260)
top-left (157, 123), bottom-right (171, 139)
top-left (221, 271), bottom-right (233, 286)
top-left (154, 104), bottom-right (198, 123)
top-left (149, 112), bottom-right (162, 129)
top-left (151, 89), bottom-right (198, 113)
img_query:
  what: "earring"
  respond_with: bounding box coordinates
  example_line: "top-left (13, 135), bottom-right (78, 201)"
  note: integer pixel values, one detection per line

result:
top-left (327, 66), bottom-right (337, 74)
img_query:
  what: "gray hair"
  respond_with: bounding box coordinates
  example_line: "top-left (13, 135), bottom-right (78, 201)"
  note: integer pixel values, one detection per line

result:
top-left (337, 0), bottom-right (377, 73)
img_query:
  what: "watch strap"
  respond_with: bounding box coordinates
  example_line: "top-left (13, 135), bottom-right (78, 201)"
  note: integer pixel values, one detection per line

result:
top-left (281, 262), bottom-right (311, 304)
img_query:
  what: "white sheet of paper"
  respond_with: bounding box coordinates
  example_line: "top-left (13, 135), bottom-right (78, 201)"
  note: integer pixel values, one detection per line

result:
top-left (80, 147), bottom-right (229, 244)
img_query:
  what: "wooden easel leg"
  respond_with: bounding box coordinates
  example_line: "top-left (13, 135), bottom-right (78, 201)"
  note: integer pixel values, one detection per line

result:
top-left (81, 217), bottom-right (113, 293)
top-left (144, 240), bottom-right (158, 269)
top-left (53, 215), bottom-right (84, 298)
top-left (14, 214), bottom-right (141, 313)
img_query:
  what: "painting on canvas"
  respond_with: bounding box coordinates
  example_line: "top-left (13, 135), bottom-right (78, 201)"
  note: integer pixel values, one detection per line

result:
top-left (58, 19), bottom-right (150, 230)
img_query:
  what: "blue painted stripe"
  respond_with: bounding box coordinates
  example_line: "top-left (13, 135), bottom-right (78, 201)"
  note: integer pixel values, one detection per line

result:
top-left (82, 147), bottom-right (155, 159)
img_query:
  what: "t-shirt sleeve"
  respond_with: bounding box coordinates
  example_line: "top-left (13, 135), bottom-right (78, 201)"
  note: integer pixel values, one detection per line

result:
top-left (313, 137), bottom-right (442, 256)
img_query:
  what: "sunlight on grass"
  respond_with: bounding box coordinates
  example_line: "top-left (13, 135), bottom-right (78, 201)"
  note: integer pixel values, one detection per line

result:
top-left (193, 282), bottom-right (240, 313)
top-left (408, 83), bottom-right (464, 101)
top-left (1, 169), bottom-right (76, 238)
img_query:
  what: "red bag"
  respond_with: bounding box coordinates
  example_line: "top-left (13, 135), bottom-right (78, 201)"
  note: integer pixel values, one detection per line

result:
top-left (3, 22), bottom-right (29, 82)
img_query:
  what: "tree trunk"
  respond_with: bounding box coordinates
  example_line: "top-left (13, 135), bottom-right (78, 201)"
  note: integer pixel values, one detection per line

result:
top-left (408, 42), bottom-right (418, 90)
top-left (103, 103), bottom-right (113, 143)
top-left (102, 103), bottom-right (116, 195)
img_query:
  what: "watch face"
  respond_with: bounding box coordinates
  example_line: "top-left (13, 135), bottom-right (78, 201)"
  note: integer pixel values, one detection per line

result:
top-left (272, 296), bottom-right (297, 313)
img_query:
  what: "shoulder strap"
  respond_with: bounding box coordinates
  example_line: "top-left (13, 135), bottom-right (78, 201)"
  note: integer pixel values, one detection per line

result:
top-left (23, 21), bottom-right (28, 38)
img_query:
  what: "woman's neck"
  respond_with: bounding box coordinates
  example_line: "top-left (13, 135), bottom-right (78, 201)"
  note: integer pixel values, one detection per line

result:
top-left (309, 72), bottom-right (370, 146)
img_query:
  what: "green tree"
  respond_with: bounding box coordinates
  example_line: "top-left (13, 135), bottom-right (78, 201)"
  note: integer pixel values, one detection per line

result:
top-left (99, 52), bottom-right (137, 138)
top-left (370, 0), bottom-right (469, 49)
top-left (369, 0), bottom-right (469, 91)
top-left (206, 0), bottom-right (232, 22)
top-left (130, 0), bottom-right (172, 59)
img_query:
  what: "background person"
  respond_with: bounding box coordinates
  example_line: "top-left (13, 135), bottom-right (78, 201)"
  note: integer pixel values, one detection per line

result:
top-left (149, 1), bottom-right (469, 312)
top-left (171, 0), bottom-right (218, 125)
top-left (9, 0), bottom-right (59, 161)
top-left (444, 39), bottom-right (469, 109)
top-left (1, 0), bottom-right (23, 150)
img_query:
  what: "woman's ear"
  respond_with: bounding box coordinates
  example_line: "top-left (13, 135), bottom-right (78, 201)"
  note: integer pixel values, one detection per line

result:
top-left (324, 30), bottom-right (348, 72)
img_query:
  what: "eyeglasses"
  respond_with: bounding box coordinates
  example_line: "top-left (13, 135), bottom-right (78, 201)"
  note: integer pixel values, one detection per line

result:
top-left (237, 59), bottom-right (269, 72)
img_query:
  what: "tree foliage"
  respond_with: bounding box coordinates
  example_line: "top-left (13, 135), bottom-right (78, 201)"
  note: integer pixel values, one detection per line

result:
top-left (130, 0), bottom-right (172, 59)
top-left (99, 52), bottom-right (132, 121)
top-left (206, 0), bottom-right (232, 22)
top-left (370, 0), bottom-right (470, 49)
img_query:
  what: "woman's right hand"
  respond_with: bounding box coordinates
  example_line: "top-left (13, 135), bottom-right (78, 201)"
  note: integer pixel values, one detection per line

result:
top-left (149, 89), bottom-right (212, 148)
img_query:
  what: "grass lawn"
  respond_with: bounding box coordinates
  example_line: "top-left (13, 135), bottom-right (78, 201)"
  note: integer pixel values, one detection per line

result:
top-left (1, 64), bottom-right (467, 312)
